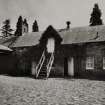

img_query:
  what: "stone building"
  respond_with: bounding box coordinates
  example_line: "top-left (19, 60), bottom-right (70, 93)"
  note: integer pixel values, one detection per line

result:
top-left (0, 45), bottom-right (16, 75)
top-left (1, 23), bottom-right (105, 79)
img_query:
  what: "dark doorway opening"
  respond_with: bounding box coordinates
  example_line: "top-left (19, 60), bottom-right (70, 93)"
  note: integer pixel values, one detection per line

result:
top-left (64, 57), bottom-right (68, 77)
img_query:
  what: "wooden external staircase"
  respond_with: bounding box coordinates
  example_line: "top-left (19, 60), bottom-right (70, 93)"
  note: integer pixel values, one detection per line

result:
top-left (35, 50), bottom-right (54, 79)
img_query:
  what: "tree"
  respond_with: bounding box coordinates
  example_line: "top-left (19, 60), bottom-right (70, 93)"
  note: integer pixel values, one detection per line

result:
top-left (90, 3), bottom-right (103, 26)
top-left (1, 19), bottom-right (13, 37)
top-left (32, 20), bottom-right (39, 32)
top-left (15, 16), bottom-right (23, 36)
top-left (23, 18), bottom-right (28, 33)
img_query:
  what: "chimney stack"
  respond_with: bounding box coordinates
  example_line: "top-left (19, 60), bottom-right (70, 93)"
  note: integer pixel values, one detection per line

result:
top-left (66, 21), bottom-right (71, 29)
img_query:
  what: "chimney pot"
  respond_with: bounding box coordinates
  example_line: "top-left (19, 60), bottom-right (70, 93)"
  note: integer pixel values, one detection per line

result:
top-left (66, 21), bottom-right (71, 29)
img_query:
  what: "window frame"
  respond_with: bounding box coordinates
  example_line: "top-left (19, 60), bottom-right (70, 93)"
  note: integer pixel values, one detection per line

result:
top-left (103, 57), bottom-right (105, 69)
top-left (86, 56), bottom-right (94, 70)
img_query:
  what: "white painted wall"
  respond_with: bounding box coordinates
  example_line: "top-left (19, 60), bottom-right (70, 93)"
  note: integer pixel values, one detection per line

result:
top-left (68, 57), bottom-right (74, 76)
top-left (47, 38), bottom-right (55, 53)
top-left (31, 61), bottom-right (36, 76)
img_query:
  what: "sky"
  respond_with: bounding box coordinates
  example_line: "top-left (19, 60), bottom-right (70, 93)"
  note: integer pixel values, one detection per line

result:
top-left (0, 0), bottom-right (105, 32)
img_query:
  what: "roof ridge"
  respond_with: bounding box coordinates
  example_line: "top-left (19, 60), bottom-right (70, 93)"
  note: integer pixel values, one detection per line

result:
top-left (58, 25), bottom-right (105, 32)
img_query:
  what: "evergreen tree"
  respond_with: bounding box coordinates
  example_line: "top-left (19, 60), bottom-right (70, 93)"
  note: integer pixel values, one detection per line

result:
top-left (15, 16), bottom-right (23, 36)
top-left (1, 19), bottom-right (13, 37)
top-left (32, 20), bottom-right (39, 32)
top-left (90, 3), bottom-right (103, 26)
top-left (23, 18), bottom-right (28, 33)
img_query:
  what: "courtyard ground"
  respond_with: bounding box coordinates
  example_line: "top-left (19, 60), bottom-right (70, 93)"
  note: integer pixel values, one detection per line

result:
top-left (0, 75), bottom-right (105, 105)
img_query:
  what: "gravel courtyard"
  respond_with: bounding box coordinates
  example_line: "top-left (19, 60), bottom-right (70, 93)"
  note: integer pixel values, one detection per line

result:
top-left (0, 75), bottom-right (105, 105)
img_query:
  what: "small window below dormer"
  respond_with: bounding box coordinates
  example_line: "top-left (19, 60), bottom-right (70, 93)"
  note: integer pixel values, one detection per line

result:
top-left (86, 57), bottom-right (94, 70)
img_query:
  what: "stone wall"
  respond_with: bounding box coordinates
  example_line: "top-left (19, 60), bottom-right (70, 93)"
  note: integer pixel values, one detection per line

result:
top-left (78, 42), bottom-right (105, 78)
top-left (0, 52), bottom-right (17, 75)
top-left (14, 41), bottom-right (105, 78)
top-left (53, 42), bottom-right (105, 78)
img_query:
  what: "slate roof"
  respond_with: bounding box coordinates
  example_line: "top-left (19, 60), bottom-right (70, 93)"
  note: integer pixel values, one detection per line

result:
top-left (12, 32), bottom-right (43, 47)
top-left (0, 36), bottom-right (18, 47)
top-left (0, 44), bottom-right (12, 52)
top-left (0, 25), bottom-right (105, 48)
top-left (59, 25), bottom-right (105, 44)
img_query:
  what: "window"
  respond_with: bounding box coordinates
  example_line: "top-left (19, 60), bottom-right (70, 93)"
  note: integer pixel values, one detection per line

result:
top-left (47, 38), bottom-right (55, 53)
top-left (86, 57), bottom-right (94, 69)
top-left (103, 57), bottom-right (105, 69)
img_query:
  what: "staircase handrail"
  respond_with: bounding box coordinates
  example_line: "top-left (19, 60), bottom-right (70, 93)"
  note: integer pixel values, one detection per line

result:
top-left (36, 50), bottom-right (45, 78)
top-left (47, 53), bottom-right (54, 78)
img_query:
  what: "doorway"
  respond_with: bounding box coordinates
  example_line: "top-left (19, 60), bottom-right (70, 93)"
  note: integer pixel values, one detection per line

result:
top-left (64, 57), bottom-right (74, 77)
top-left (46, 38), bottom-right (55, 53)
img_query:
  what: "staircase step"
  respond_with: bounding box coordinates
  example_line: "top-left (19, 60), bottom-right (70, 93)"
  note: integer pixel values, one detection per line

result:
top-left (37, 76), bottom-right (46, 79)
top-left (38, 74), bottom-right (46, 76)
top-left (41, 67), bottom-right (46, 69)
top-left (39, 71), bottom-right (46, 73)
top-left (40, 68), bottom-right (46, 70)
top-left (37, 52), bottom-right (54, 78)
top-left (39, 74), bottom-right (46, 76)
top-left (39, 73), bottom-right (46, 75)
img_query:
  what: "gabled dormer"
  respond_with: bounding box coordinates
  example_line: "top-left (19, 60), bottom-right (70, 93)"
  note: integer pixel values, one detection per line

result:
top-left (39, 25), bottom-right (62, 53)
